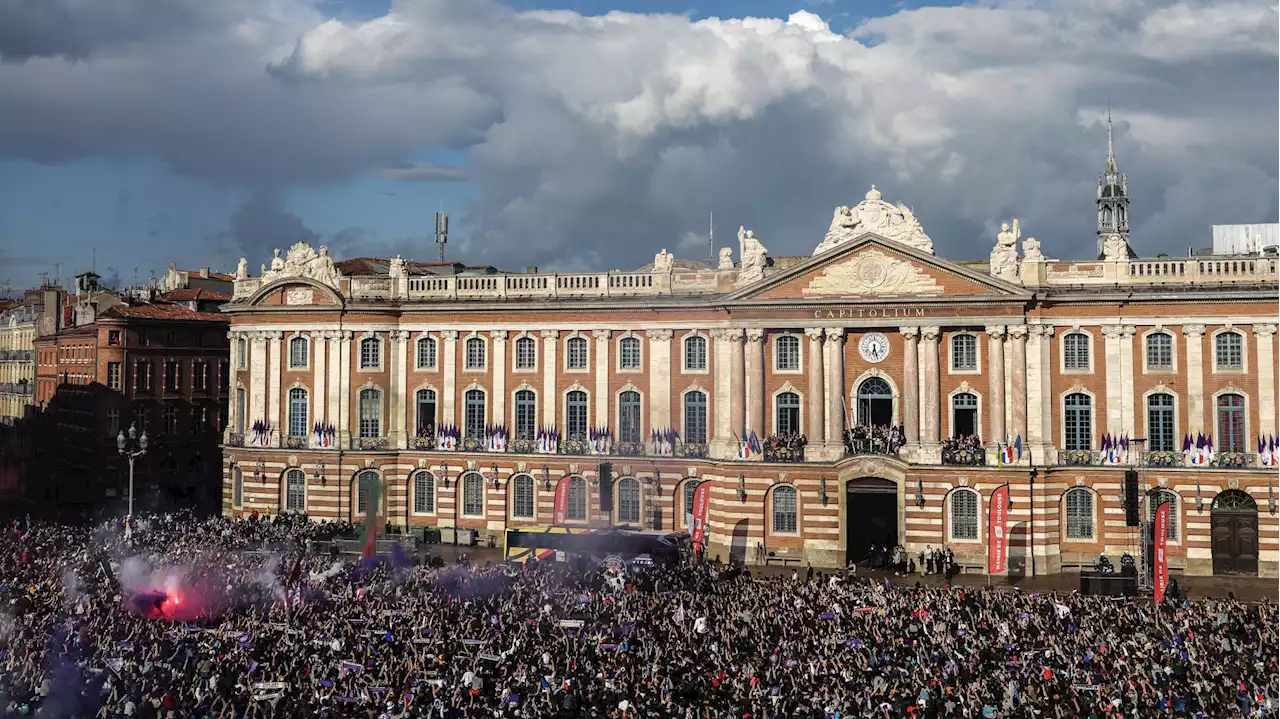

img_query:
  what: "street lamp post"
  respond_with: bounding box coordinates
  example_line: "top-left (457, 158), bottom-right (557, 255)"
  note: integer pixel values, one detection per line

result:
top-left (116, 423), bottom-right (149, 518)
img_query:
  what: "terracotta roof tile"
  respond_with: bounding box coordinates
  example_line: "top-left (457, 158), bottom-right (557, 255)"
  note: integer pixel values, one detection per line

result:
top-left (160, 288), bottom-right (232, 302)
top-left (179, 269), bottom-right (236, 281)
top-left (99, 303), bottom-right (226, 322)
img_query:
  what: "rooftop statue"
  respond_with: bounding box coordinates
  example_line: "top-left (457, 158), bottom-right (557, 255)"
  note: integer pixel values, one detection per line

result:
top-left (815, 185), bottom-right (935, 256)
top-left (653, 249), bottom-right (674, 274)
top-left (260, 242), bottom-right (344, 289)
top-left (737, 226), bottom-right (768, 286)
top-left (989, 219), bottom-right (1021, 284)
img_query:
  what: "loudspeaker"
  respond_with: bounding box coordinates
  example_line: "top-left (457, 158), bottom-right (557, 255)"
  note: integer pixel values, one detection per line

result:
top-left (1124, 470), bottom-right (1140, 527)
top-left (598, 462), bottom-right (613, 511)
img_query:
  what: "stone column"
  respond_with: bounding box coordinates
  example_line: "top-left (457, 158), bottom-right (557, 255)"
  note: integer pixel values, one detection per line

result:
top-left (1257, 324), bottom-right (1278, 438)
top-left (646, 329), bottom-right (674, 432)
top-left (267, 331), bottom-right (282, 446)
top-left (805, 328), bottom-right (825, 443)
top-left (1182, 325), bottom-right (1205, 434)
top-left (541, 330), bottom-right (559, 431)
top-left (326, 332), bottom-right (342, 434)
top-left (226, 331), bottom-right (241, 439)
top-left (745, 329), bottom-right (765, 440)
top-left (440, 330), bottom-right (458, 428)
top-left (728, 329), bottom-right (745, 442)
top-left (1101, 325), bottom-right (1124, 436)
top-left (825, 328), bottom-right (846, 446)
top-left (337, 332), bottom-right (352, 444)
top-left (1026, 325), bottom-right (1055, 464)
top-left (899, 327), bottom-right (920, 445)
top-left (593, 330), bottom-right (611, 428)
top-left (1007, 325), bottom-right (1028, 445)
top-left (389, 330), bottom-right (410, 448)
top-left (1118, 325), bottom-right (1136, 438)
top-left (919, 326), bottom-right (941, 454)
top-left (491, 331), bottom-right (507, 430)
top-left (710, 329), bottom-right (734, 456)
top-left (312, 332), bottom-right (327, 428)
top-left (985, 325), bottom-right (1007, 447)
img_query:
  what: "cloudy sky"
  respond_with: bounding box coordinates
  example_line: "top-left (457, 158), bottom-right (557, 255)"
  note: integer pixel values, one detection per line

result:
top-left (0, 0), bottom-right (1275, 292)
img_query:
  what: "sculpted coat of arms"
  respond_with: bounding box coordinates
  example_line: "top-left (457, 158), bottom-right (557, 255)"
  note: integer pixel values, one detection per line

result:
top-left (814, 185), bottom-right (935, 256)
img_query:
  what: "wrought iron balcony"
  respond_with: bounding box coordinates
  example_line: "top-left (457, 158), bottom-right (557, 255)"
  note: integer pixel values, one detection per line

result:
top-left (351, 436), bottom-right (390, 451)
top-left (676, 442), bottom-right (709, 459)
top-left (283, 435), bottom-right (308, 450)
top-left (763, 434), bottom-right (807, 463)
top-left (941, 446), bottom-right (985, 466)
top-left (1141, 450), bottom-right (1185, 467)
top-left (1211, 452), bottom-right (1256, 469)
top-left (409, 434), bottom-right (437, 451)
top-left (613, 441), bottom-right (648, 457)
top-left (844, 438), bottom-right (902, 457)
top-left (509, 437), bottom-right (537, 454)
top-left (1058, 449), bottom-right (1099, 466)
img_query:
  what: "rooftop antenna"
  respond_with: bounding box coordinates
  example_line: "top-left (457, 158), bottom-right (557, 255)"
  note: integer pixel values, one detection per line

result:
top-left (53, 262), bottom-right (63, 289)
top-left (38, 271), bottom-right (49, 287)
top-left (434, 211), bottom-right (449, 264)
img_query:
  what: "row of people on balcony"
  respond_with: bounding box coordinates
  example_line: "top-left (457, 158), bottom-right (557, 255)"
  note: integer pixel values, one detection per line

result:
top-left (843, 424), bottom-right (906, 454)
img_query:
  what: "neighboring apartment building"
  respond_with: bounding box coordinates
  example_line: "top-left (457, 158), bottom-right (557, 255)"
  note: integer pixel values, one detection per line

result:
top-left (0, 303), bottom-right (38, 423)
top-left (217, 130), bottom-right (1280, 579)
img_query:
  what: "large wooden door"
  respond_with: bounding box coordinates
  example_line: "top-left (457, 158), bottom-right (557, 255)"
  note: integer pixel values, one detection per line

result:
top-left (1211, 490), bottom-right (1259, 576)
top-left (845, 477), bottom-right (898, 563)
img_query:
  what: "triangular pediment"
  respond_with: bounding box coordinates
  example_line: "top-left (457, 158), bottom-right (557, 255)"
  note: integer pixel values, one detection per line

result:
top-left (727, 234), bottom-right (1029, 302)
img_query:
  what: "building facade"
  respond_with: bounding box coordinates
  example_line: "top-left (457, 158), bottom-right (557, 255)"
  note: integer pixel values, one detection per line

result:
top-left (220, 188), bottom-right (1279, 579)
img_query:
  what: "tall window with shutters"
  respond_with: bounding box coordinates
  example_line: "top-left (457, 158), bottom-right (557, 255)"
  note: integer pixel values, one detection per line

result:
top-left (565, 390), bottom-right (588, 439)
top-left (619, 391), bottom-right (642, 443)
top-left (950, 489), bottom-right (979, 540)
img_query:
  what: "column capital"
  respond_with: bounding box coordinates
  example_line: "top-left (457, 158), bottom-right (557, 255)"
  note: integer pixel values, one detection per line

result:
top-left (440, 330), bottom-right (459, 341)
top-left (645, 329), bottom-right (674, 342)
top-left (826, 328), bottom-right (846, 341)
top-left (804, 327), bottom-right (825, 340)
top-left (1253, 324), bottom-right (1277, 338)
top-left (338, 330), bottom-right (354, 343)
top-left (984, 325), bottom-right (1007, 340)
top-left (745, 328), bottom-right (765, 343)
top-left (1006, 324), bottom-right (1029, 340)
top-left (919, 326), bottom-right (941, 342)
top-left (1120, 325), bottom-right (1136, 338)
top-left (1101, 324), bottom-right (1125, 339)
top-left (490, 330), bottom-right (508, 342)
top-left (390, 330), bottom-right (411, 342)
top-left (592, 329), bottom-right (611, 341)
top-left (898, 326), bottom-right (920, 339)
top-left (1181, 324), bottom-right (1205, 338)
top-left (1030, 324), bottom-right (1055, 339)
top-left (540, 329), bottom-right (560, 340)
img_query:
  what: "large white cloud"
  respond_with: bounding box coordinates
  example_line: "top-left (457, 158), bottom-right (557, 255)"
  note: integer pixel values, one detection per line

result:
top-left (0, 0), bottom-right (1275, 271)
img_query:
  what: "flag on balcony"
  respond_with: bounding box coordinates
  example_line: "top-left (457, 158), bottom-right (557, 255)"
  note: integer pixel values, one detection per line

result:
top-left (749, 431), bottom-right (762, 456)
top-left (1270, 436), bottom-right (1279, 467)
top-left (1260, 436), bottom-right (1269, 466)
top-left (1181, 434), bottom-right (1191, 453)
top-left (735, 432), bottom-right (749, 459)
top-left (1014, 434), bottom-right (1023, 460)
top-left (1204, 434), bottom-right (1215, 464)
top-left (1190, 434), bottom-right (1205, 464)
top-left (999, 441), bottom-right (1014, 465)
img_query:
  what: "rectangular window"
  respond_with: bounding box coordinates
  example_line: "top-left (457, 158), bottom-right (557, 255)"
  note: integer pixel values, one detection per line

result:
top-left (359, 391), bottom-right (381, 438)
top-left (219, 361), bottom-right (229, 390)
top-left (134, 361), bottom-right (151, 391)
top-left (566, 337), bottom-right (588, 370)
top-left (163, 405), bottom-right (178, 435)
top-left (107, 362), bottom-right (122, 390)
top-left (566, 392), bottom-right (588, 439)
top-left (360, 337), bottom-right (381, 369)
top-left (513, 477), bottom-right (534, 518)
top-left (164, 360), bottom-right (180, 392)
top-left (190, 406), bottom-right (205, 435)
top-left (775, 336), bottom-right (800, 371)
top-left (465, 338), bottom-right (486, 370)
top-left (108, 331), bottom-right (121, 346)
top-left (416, 337), bottom-right (437, 370)
top-left (238, 339), bottom-right (248, 369)
top-left (619, 338), bottom-right (641, 370)
top-left (514, 391), bottom-right (537, 440)
top-left (952, 335), bottom-right (977, 371)
top-left (289, 337), bottom-right (308, 368)
top-left (1146, 334), bottom-right (1173, 370)
top-left (193, 361), bottom-right (208, 391)
top-left (514, 337), bottom-right (536, 370)
top-left (107, 409), bottom-right (120, 437)
top-left (465, 391), bottom-right (486, 438)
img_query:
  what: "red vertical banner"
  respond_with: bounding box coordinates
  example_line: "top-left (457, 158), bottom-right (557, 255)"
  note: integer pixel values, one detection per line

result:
top-left (553, 476), bottom-right (571, 526)
top-left (690, 482), bottom-right (711, 549)
top-left (1153, 501), bottom-right (1170, 603)
top-left (987, 484), bottom-right (1009, 575)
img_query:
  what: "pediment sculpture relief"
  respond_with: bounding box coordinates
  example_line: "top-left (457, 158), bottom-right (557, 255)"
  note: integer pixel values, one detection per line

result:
top-left (803, 249), bottom-right (943, 297)
top-left (259, 242), bottom-right (344, 289)
top-left (815, 186), bottom-right (934, 256)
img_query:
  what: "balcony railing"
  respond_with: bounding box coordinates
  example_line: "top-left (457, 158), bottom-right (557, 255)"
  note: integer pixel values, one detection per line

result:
top-left (1211, 452), bottom-right (1256, 469)
top-left (1058, 449), bottom-right (1098, 466)
top-left (351, 436), bottom-right (390, 451)
top-left (1141, 451), bottom-right (1185, 467)
top-left (283, 435), bottom-right (308, 450)
top-left (409, 434), bottom-right (436, 451)
top-left (844, 438), bottom-right (902, 457)
top-left (941, 447), bottom-right (985, 466)
top-left (676, 442), bottom-right (709, 459)
top-left (762, 434), bottom-right (807, 463)
top-left (225, 432), bottom-right (244, 447)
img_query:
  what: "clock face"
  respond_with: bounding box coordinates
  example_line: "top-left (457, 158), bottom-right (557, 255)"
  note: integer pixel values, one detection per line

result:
top-left (859, 332), bottom-right (890, 363)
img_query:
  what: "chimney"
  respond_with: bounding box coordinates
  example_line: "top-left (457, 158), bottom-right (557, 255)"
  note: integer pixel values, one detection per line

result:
top-left (200, 267), bottom-right (210, 278)
top-left (526, 266), bottom-right (538, 274)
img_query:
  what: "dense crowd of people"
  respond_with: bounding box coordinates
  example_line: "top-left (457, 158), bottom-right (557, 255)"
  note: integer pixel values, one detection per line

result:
top-left (1, 512), bottom-right (1276, 718)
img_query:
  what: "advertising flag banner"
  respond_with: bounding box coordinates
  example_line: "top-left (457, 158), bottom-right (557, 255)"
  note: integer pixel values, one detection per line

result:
top-left (552, 476), bottom-right (571, 526)
top-left (1154, 501), bottom-right (1170, 603)
top-left (690, 482), bottom-right (712, 549)
top-left (987, 484), bottom-right (1010, 575)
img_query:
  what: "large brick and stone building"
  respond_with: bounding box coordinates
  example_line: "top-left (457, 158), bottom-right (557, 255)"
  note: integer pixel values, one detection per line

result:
top-left (220, 139), bottom-right (1279, 578)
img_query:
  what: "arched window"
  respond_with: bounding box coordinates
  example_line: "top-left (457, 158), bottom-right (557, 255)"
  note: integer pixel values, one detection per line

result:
top-left (950, 490), bottom-right (979, 540)
top-left (951, 392), bottom-right (978, 438)
top-left (514, 389), bottom-right (537, 440)
top-left (413, 471), bottom-right (435, 513)
top-left (514, 336), bottom-right (536, 370)
top-left (1146, 393), bottom-right (1175, 452)
top-left (511, 474), bottom-right (535, 518)
top-left (1063, 332), bottom-right (1090, 371)
top-left (775, 335), bottom-right (800, 371)
top-left (566, 390), bottom-right (588, 439)
top-left (566, 336), bottom-right (588, 370)
top-left (619, 337), bottom-right (641, 370)
top-left (1149, 490), bottom-right (1179, 541)
top-left (356, 470), bottom-right (378, 514)
top-left (233, 467), bottom-right (243, 507)
top-left (567, 477), bottom-right (588, 521)
top-left (1217, 393), bottom-right (1245, 452)
top-left (359, 336), bottom-right (381, 369)
top-left (465, 336), bottom-right (486, 370)
top-left (287, 387), bottom-right (308, 438)
top-left (289, 336), bottom-right (308, 369)
top-left (1146, 333), bottom-right (1172, 370)
top-left (358, 388), bottom-right (381, 438)
top-left (772, 485), bottom-right (798, 533)
top-left (1215, 332), bottom-right (1243, 370)
top-left (619, 390), bottom-right (642, 443)
top-left (1063, 393), bottom-right (1091, 450)
top-left (465, 389), bottom-right (486, 438)
top-left (775, 391), bottom-right (801, 434)
top-left (461, 472), bottom-right (484, 516)
top-left (237, 338), bottom-right (248, 369)
top-left (683, 335), bottom-right (707, 371)
top-left (416, 337), bottom-right (437, 370)
top-left (285, 468), bottom-right (306, 511)
top-left (951, 334), bottom-right (977, 371)
top-left (616, 478), bottom-right (641, 523)
top-left (416, 389), bottom-right (436, 434)
top-left (1064, 488), bottom-right (1093, 539)
top-left (856, 377), bottom-right (893, 428)
top-left (683, 391), bottom-right (707, 444)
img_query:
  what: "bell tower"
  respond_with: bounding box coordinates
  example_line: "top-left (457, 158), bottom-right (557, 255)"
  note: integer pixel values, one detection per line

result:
top-left (1096, 109), bottom-right (1129, 256)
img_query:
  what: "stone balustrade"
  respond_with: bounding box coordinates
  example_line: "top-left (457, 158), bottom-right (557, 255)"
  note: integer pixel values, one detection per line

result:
top-left (1030, 255), bottom-right (1278, 287)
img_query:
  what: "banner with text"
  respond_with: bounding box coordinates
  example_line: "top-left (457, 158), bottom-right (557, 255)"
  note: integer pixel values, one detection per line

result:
top-left (1154, 501), bottom-right (1170, 604)
top-left (987, 484), bottom-right (1009, 575)
top-left (690, 482), bottom-right (711, 550)
top-left (553, 476), bottom-right (571, 526)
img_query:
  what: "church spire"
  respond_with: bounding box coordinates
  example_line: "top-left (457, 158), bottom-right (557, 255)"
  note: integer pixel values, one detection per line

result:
top-left (1097, 108), bottom-right (1130, 256)
top-left (1105, 108), bottom-right (1118, 176)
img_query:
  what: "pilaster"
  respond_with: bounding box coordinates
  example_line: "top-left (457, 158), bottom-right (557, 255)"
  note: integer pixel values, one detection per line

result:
top-left (824, 328), bottom-right (846, 451)
top-left (985, 325), bottom-right (1007, 448)
top-left (745, 329), bottom-right (765, 440)
top-left (1007, 325), bottom-right (1028, 445)
top-left (1183, 325), bottom-right (1206, 434)
top-left (710, 329), bottom-right (736, 458)
top-left (266, 331), bottom-right (282, 447)
top-left (899, 327), bottom-right (920, 449)
top-left (1254, 324), bottom-right (1277, 437)
top-left (491, 331), bottom-right (508, 431)
top-left (805, 328), bottom-right (825, 444)
top-left (1101, 325), bottom-right (1124, 436)
top-left (1118, 325), bottom-right (1136, 438)
top-left (326, 331), bottom-right (341, 435)
top-left (337, 332), bottom-right (352, 444)
top-left (593, 330), bottom-right (610, 429)
top-left (918, 326), bottom-right (941, 461)
top-left (389, 330), bottom-right (410, 449)
top-left (1027, 325), bottom-right (1056, 464)
top-left (541, 330), bottom-right (559, 431)
top-left (312, 332), bottom-right (327, 427)
top-left (728, 329), bottom-right (745, 445)
top-left (646, 329), bottom-right (674, 432)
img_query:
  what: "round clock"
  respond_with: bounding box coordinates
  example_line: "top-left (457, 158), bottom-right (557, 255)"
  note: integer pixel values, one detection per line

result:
top-left (859, 332), bottom-right (890, 363)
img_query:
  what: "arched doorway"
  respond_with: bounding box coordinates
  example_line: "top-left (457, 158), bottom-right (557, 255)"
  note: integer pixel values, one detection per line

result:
top-left (1211, 490), bottom-right (1258, 576)
top-left (856, 378), bottom-right (893, 428)
top-left (845, 477), bottom-right (898, 565)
